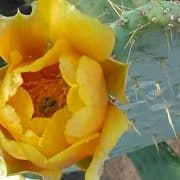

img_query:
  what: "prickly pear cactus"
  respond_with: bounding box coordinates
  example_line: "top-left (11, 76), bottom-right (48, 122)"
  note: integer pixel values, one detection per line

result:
top-left (111, 0), bottom-right (180, 156)
top-left (69, 0), bottom-right (151, 22)
top-left (113, 0), bottom-right (151, 7)
top-left (69, 0), bottom-right (180, 156)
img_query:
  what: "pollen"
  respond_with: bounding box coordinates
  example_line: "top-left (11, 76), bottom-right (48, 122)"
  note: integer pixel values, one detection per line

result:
top-left (21, 64), bottom-right (69, 117)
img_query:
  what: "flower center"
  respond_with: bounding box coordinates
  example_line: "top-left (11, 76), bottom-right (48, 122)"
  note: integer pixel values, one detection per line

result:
top-left (21, 64), bottom-right (69, 117)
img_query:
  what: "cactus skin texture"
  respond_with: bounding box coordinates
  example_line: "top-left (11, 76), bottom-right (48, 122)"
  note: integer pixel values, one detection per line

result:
top-left (68, 0), bottom-right (117, 23)
top-left (111, 1), bottom-right (180, 156)
top-left (112, 0), bottom-right (151, 9)
top-left (70, 0), bottom-right (180, 156)
top-left (112, 1), bottom-right (180, 59)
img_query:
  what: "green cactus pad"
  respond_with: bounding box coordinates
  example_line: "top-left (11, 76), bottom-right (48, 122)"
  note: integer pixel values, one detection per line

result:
top-left (69, 0), bottom-right (180, 156)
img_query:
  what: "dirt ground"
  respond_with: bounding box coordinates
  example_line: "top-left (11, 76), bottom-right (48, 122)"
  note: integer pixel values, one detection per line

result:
top-left (62, 137), bottom-right (180, 180)
top-left (101, 155), bottom-right (140, 180)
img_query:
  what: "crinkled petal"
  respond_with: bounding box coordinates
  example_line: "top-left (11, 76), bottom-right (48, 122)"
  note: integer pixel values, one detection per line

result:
top-left (0, 13), bottom-right (48, 64)
top-left (85, 104), bottom-right (128, 180)
top-left (0, 132), bottom-right (99, 174)
top-left (0, 66), bottom-right (8, 81)
top-left (77, 56), bottom-right (108, 106)
top-left (22, 107), bottom-right (71, 158)
top-left (0, 51), bottom-right (23, 106)
top-left (2, 149), bottom-right (61, 179)
top-left (21, 130), bottom-right (41, 151)
top-left (76, 56), bottom-right (107, 109)
top-left (0, 105), bottom-right (23, 140)
top-left (18, 143), bottom-right (47, 168)
top-left (27, 117), bottom-right (49, 136)
top-left (8, 87), bottom-right (34, 130)
top-left (37, 0), bottom-right (57, 26)
top-left (66, 56), bottom-right (107, 139)
top-left (59, 50), bottom-right (80, 86)
top-left (101, 59), bottom-right (129, 103)
top-left (47, 133), bottom-right (99, 169)
top-left (50, 0), bottom-right (115, 60)
top-left (16, 39), bottom-right (66, 73)
top-left (1, 150), bottom-right (42, 175)
top-left (0, 132), bottom-right (26, 160)
top-left (65, 108), bottom-right (101, 144)
top-left (39, 106), bottom-right (71, 158)
top-left (20, 130), bottom-right (62, 180)
top-left (0, 40), bottom-right (65, 107)
top-left (66, 87), bottom-right (84, 112)
top-left (0, 131), bottom-right (47, 168)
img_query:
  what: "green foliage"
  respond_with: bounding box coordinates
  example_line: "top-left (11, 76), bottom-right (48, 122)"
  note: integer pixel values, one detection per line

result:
top-left (128, 142), bottom-right (180, 180)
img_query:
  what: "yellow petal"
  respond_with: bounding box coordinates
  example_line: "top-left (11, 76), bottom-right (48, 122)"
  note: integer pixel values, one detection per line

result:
top-left (0, 40), bottom-right (64, 106)
top-left (39, 106), bottom-right (71, 158)
top-left (0, 66), bottom-right (8, 81)
top-left (0, 52), bottom-right (23, 106)
top-left (101, 59), bottom-right (129, 103)
top-left (77, 56), bottom-right (108, 106)
top-left (66, 87), bottom-right (84, 112)
top-left (0, 131), bottom-right (47, 168)
top-left (0, 132), bottom-right (98, 172)
top-left (1, 150), bottom-right (42, 176)
top-left (66, 56), bottom-right (107, 139)
top-left (16, 39), bottom-right (65, 73)
top-left (2, 149), bottom-right (61, 179)
top-left (47, 133), bottom-right (99, 169)
top-left (59, 50), bottom-right (80, 86)
top-left (0, 105), bottom-right (23, 140)
top-left (9, 49), bottom-right (23, 68)
top-left (21, 130), bottom-right (41, 151)
top-left (20, 143), bottom-right (47, 168)
top-left (0, 131), bottom-right (26, 160)
top-left (37, 0), bottom-right (57, 26)
top-left (85, 104), bottom-right (128, 180)
top-left (66, 108), bottom-right (101, 144)
top-left (8, 87), bottom-right (34, 130)
top-left (28, 117), bottom-right (49, 136)
top-left (0, 13), bottom-right (48, 64)
top-left (50, 0), bottom-right (115, 60)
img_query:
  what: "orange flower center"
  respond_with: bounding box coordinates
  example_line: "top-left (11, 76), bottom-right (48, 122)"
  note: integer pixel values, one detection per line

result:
top-left (21, 64), bottom-right (69, 117)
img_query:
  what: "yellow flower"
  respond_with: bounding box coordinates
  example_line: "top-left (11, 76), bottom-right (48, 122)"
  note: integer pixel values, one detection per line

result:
top-left (0, 0), bottom-right (129, 179)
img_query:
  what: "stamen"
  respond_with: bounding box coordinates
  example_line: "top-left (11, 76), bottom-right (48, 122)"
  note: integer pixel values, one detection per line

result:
top-left (39, 97), bottom-right (58, 117)
top-left (21, 64), bottom-right (69, 117)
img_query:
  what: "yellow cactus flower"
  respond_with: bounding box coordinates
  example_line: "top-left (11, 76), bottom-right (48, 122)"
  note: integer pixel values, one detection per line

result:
top-left (0, 0), bottom-right (129, 179)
